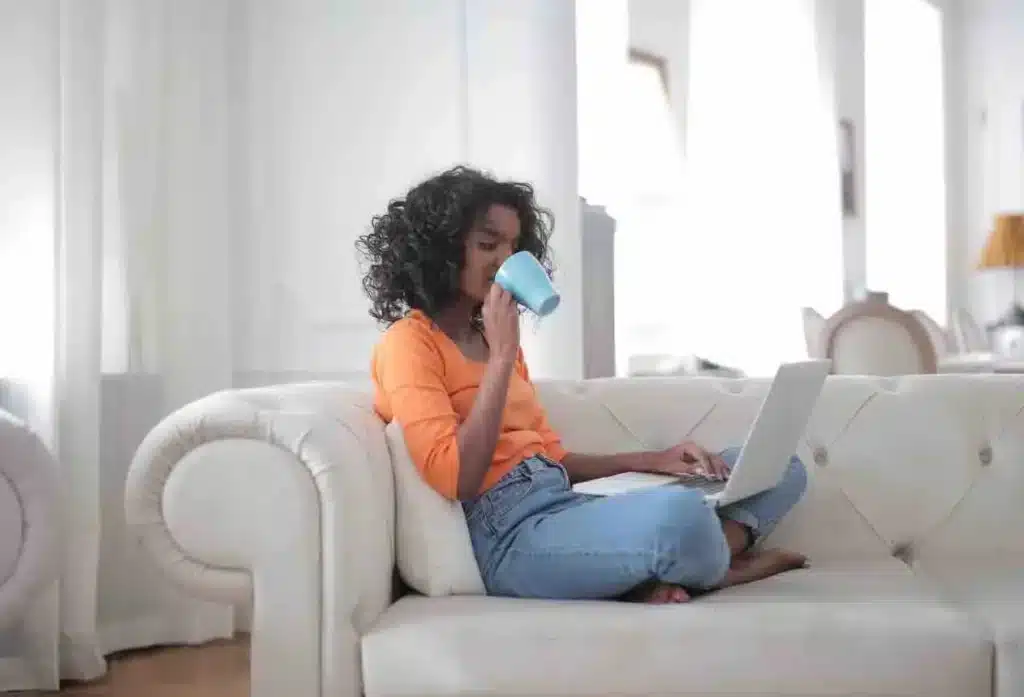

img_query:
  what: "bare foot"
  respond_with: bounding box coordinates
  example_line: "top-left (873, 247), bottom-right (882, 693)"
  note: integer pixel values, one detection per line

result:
top-left (719, 548), bottom-right (807, 588)
top-left (623, 581), bottom-right (691, 604)
top-left (644, 583), bottom-right (691, 604)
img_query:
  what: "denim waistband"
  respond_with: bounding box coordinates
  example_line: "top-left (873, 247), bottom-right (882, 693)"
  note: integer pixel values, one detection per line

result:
top-left (517, 453), bottom-right (558, 474)
top-left (481, 453), bottom-right (560, 495)
top-left (464, 453), bottom-right (566, 520)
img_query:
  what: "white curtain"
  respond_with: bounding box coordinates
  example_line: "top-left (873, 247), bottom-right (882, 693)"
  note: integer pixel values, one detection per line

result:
top-left (864, 0), bottom-right (947, 323)
top-left (0, 0), bottom-right (238, 688)
top-left (1, 0), bottom-right (583, 689)
top-left (680, 0), bottom-right (845, 376)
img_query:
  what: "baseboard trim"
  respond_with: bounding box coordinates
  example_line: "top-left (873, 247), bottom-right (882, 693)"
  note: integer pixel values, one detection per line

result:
top-left (99, 608), bottom-right (235, 656)
top-left (0, 655), bottom-right (40, 692)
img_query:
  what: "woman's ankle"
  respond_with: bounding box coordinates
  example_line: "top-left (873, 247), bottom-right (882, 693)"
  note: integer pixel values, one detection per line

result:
top-left (721, 518), bottom-right (754, 556)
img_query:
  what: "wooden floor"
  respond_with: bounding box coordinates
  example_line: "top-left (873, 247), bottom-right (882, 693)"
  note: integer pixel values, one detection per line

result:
top-left (18, 637), bottom-right (249, 697)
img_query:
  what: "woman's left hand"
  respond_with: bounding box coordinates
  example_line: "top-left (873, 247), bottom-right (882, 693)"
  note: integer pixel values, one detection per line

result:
top-left (649, 441), bottom-right (730, 480)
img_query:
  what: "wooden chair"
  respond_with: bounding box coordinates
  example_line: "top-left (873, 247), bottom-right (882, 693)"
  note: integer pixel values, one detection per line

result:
top-left (910, 309), bottom-right (951, 358)
top-left (822, 292), bottom-right (937, 375)
top-left (951, 307), bottom-right (988, 353)
top-left (801, 307), bottom-right (827, 359)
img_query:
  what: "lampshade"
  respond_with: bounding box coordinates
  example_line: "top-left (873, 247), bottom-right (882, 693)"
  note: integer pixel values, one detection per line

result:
top-left (978, 213), bottom-right (1024, 269)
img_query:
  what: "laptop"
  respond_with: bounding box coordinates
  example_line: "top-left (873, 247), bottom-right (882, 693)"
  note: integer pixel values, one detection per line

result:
top-left (572, 359), bottom-right (831, 507)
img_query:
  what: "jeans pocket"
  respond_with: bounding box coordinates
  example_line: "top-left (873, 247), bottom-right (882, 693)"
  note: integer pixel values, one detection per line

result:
top-left (484, 473), bottom-right (534, 536)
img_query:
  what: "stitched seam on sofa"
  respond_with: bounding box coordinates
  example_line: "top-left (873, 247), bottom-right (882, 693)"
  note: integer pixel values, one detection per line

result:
top-left (918, 467), bottom-right (988, 550)
top-left (327, 412), bottom-right (397, 552)
top-left (994, 400), bottom-right (1024, 441)
top-left (683, 401), bottom-right (717, 439)
top-left (592, 397), bottom-right (718, 452)
top-left (140, 404), bottom-right (352, 595)
top-left (828, 391), bottom-right (879, 445)
top-left (821, 392), bottom-right (889, 547)
top-left (830, 482), bottom-right (889, 550)
top-left (0, 468), bottom-right (25, 588)
top-left (592, 399), bottom-right (659, 451)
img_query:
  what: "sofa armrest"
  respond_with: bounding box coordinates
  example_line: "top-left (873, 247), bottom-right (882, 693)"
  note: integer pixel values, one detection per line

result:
top-left (0, 410), bottom-right (60, 629)
top-left (124, 384), bottom-right (395, 697)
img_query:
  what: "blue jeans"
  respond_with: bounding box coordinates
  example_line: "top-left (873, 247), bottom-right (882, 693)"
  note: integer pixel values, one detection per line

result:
top-left (462, 447), bottom-right (807, 600)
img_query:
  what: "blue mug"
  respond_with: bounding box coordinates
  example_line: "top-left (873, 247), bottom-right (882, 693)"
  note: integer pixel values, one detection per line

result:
top-left (494, 251), bottom-right (561, 317)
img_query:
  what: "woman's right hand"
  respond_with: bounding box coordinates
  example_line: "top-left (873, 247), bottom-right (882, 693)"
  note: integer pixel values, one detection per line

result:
top-left (482, 283), bottom-right (520, 364)
top-left (649, 441), bottom-right (731, 481)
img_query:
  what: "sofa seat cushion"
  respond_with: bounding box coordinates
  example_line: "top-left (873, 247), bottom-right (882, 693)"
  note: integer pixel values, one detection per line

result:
top-left (362, 562), bottom-right (990, 697)
top-left (918, 562), bottom-right (1024, 697)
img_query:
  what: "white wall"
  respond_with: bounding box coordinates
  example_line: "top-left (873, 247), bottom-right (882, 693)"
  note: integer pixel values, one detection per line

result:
top-left (0, 0), bottom-right (59, 683)
top-left (963, 0), bottom-right (1024, 325)
top-left (239, 0), bottom-right (582, 381)
top-left (239, 0), bottom-right (466, 378)
top-left (0, 0), bottom-right (58, 437)
top-left (626, 0), bottom-right (971, 321)
top-left (628, 0), bottom-right (690, 153)
top-left (827, 0), bottom-right (968, 322)
top-left (465, 0), bottom-right (582, 380)
top-left (939, 0), bottom-right (969, 324)
top-left (827, 0), bottom-right (968, 320)
top-left (1, 1), bottom-right (583, 685)
top-left (832, 0), bottom-right (867, 300)
top-left (628, 0), bottom-right (866, 303)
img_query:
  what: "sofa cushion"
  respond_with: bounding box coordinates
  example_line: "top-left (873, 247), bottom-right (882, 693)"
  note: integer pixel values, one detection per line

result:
top-left (362, 561), bottom-right (990, 697)
top-left (917, 562), bottom-right (1024, 697)
top-left (384, 423), bottom-right (485, 596)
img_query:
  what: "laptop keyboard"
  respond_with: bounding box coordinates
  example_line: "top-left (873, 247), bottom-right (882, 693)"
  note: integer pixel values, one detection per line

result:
top-left (676, 475), bottom-right (728, 495)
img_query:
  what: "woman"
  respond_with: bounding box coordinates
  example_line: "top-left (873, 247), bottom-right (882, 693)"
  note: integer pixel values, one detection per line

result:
top-left (358, 166), bottom-right (808, 603)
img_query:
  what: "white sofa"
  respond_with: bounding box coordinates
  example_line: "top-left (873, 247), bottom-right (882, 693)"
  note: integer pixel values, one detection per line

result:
top-left (0, 409), bottom-right (59, 632)
top-left (124, 375), bottom-right (1024, 697)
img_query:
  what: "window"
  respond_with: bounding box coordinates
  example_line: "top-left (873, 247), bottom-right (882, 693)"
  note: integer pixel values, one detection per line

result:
top-left (681, 0), bottom-right (844, 375)
top-left (865, 0), bottom-right (947, 321)
top-left (611, 50), bottom-right (689, 373)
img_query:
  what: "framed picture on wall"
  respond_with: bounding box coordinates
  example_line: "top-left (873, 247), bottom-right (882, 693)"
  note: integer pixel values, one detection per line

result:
top-left (839, 119), bottom-right (857, 218)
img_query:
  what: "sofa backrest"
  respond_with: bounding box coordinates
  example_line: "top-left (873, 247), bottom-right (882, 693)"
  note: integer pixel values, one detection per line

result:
top-left (536, 375), bottom-right (1024, 567)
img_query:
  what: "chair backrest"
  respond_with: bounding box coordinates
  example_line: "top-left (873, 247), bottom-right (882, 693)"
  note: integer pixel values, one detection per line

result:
top-left (823, 292), bottom-right (937, 375)
top-left (801, 306), bottom-right (827, 359)
top-left (951, 307), bottom-right (988, 353)
top-left (626, 354), bottom-right (687, 377)
top-left (910, 309), bottom-right (951, 358)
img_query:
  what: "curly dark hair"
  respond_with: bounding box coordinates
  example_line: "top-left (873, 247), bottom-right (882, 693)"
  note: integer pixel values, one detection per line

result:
top-left (356, 165), bottom-right (555, 326)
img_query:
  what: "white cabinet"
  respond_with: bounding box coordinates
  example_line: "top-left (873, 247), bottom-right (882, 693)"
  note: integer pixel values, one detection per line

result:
top-left (580, 198), bottom-right (616, 378)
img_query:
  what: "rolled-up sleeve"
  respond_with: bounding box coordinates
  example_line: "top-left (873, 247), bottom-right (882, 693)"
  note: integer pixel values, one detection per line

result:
top-left (373, 324), bottom-right (461, 500)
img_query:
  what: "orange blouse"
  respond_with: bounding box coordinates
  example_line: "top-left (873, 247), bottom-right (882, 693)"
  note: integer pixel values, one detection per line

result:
top-left (371, 310), bottom-right (567, 500)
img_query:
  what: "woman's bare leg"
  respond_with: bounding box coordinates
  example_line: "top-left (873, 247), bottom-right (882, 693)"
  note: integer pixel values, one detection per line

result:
top-left (717, 517), bottom-right (806, 588)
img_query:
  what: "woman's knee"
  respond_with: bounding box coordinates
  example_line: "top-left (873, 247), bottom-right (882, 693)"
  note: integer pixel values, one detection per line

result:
top-left (649, 489), bottom-right (730, 588)
top-left (779, 455), bottom-right (809, 503)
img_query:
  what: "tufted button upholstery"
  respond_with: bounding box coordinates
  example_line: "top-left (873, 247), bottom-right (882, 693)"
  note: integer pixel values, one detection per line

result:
top-left (979, 445), bottom-right (993, 466)
top-left (878, 376), bottom-right (902, 392)
top-left (129, 373), bottom-right (1024, 697)
top-left (535, 374), bottom-right (1024, 566)
top-left (723, 381), bottom-right (745, 395)
top-left (892, 543), bottom-right (914, 565)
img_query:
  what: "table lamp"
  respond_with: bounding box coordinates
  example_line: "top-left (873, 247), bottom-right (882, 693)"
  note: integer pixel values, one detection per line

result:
top-left (977, 212), bottom-right (1024, 356)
